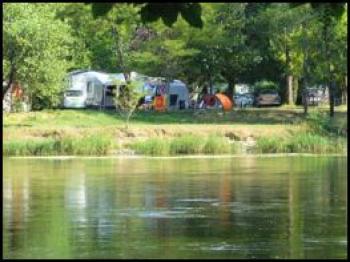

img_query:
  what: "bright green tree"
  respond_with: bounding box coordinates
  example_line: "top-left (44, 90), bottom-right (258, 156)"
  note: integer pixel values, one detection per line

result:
top-left (3, 3), bottom-right (73, 109)
top-left (113, 80), bottom-right (145, 130)
top-left (292, 3), bottom-right (347, 116)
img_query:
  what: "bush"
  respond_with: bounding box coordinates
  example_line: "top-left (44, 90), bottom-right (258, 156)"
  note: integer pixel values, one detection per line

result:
top-left (203, 136), bottom-right (231, 154)
top-left (306, 111), bottom-right (343, 136)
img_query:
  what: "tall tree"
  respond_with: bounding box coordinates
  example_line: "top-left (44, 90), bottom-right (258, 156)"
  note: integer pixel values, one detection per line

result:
top-left (292, 3), bottom-right (347, 116)
top-left (259, 4), bottom-right (312, 105)
top-left (3, 3), bottom-right (73, 109)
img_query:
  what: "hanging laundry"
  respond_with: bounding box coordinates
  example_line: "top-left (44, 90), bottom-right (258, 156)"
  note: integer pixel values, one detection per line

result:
top-left (154, 95), bottom-right (166, 111)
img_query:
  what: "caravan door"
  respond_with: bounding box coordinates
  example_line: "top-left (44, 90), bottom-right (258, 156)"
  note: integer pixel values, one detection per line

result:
top-left (86, 81), bottom-right (95, 106)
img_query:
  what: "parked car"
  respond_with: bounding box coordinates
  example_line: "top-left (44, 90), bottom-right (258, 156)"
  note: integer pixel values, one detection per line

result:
top-left (255, 89), bottom-right (281, 106)
top-left (303, 88), bottom-right (330, 106)
top-left (233, 93), bottom-right (254, 108)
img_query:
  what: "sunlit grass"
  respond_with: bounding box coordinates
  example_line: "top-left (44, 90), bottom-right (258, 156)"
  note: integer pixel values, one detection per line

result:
top-left (3, 107), bottom-right (347, 156)
top-left (255, 133), bottom-right (346, 154)
top-left (129, 135), bottom-right (237, 156)
top-left (3, 134), bottom-right (116, 156)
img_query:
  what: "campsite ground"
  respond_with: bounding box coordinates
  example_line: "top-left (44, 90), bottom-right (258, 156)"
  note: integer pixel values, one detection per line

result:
top-left (3, 105), bottom-right (347, 156)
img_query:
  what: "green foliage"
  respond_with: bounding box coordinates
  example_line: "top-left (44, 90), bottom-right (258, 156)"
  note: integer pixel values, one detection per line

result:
top-left (3, 139), bottom-right (57, 156)
top-left (203, 135), bottom-right (231, 154)
top-left (3, 3), bottom-right (347, 111)
top-left (3, 3), bottom-right (73, 109)
top-left (3, 134), bottom-right (114, 156)
top-left (113, 80), bottom-right (146, 129)
top-left (130, 135), bottom-right (234, 156)
top-left (58, 134), bottom-right (112, 155)
top-left (130, 138), bottom-right (170, 156)
top-left (90, 3), bottom-right (203, 28)
top-left (255, 133), bottom-right (345, 154)
top-left (306, 111), bottom-right (346, 136)
top-left (253, 80), bottom-right (279, 92)
top-left (170, 135), bottom-right (204, 154)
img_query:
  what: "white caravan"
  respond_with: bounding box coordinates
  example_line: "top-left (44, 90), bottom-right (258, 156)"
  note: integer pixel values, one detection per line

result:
top-left (63, 70), bottom-right (90, 108)
top-left (63, 70), bottom-right (126, 109)
top-left (85, 72), bottom-right (125, 108)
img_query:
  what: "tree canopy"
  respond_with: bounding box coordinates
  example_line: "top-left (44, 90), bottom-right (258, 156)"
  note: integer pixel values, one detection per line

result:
top-left (2, 3), bottom-right (347, 112)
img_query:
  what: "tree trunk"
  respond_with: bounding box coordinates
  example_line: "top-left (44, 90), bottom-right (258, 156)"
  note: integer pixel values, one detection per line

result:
top-left (3, 64), bottom-right (15, 101)
top-left (285, 36), bottom-right (293, 105)
top-left (293, 77), bottom-right (298, 104)
top-left (301, 78), bottom-right (308, 115)
top-left (324, 22), bottom-right (334, 117)
top-left (342, 75), bottom-right (347, 105)
top-left (329, 81), bottom-right (335, 117)
top-left (226, 78), bottom-right (235, 102)
top-left (286, 75), bottom-right (294, 105)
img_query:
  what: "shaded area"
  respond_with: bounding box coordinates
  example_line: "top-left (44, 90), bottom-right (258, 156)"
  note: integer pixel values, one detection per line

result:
top-left (4, 108), bottom-right (347, 127)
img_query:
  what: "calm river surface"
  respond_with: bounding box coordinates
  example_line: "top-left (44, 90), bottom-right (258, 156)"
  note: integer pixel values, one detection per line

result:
top-left (3, 156), bottom-right (347, 259)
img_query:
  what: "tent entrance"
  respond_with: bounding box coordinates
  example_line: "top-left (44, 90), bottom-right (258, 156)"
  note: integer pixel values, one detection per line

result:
top-left (169, 94), bottom-right (178, 106)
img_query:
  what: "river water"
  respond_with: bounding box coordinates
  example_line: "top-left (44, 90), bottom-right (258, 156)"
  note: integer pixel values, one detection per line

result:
top-left (3, 156), bottom-right (347, 259)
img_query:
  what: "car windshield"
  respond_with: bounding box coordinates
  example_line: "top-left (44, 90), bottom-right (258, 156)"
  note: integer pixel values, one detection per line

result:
top-left (260, 90), bottom-right (277, 95)
top-left (307, 89), bottom-right (319, 95)
top-left (65, 90), bottom-right (83, 97)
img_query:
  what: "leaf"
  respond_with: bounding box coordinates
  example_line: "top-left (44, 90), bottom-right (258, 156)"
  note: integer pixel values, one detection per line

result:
top-left (90, 3), bottom-right (203, 28)
top-left (160, 7), bottom-right (179, 27)
top-left (90, 3), bottom-right (114, 18)
top-left (180, 3), bottom-right (203, 28)
top-left (139, 4), bottom-right (161, 23)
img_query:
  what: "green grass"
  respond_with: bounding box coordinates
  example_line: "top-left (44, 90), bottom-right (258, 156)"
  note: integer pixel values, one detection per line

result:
top-left (3, 134), bottom-right (115, 156)
top-left (4, 106), bottom-right (347, 128)
top-left (169, 135), bottom-right (204, 154)
top-left (3, 107), bottom-right (347, 156)
top-left (3, 139), bottom-right (58, 156)
top-left (203, 135), bottom-right (233, 154)
top-left (129, 135), bottom-right (237, 156)
top-left (255, 133), bottom-right (346, 154)
top-left (129, 138), bottom-right (170, 156)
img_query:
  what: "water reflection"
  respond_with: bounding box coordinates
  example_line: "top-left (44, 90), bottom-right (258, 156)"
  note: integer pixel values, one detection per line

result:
top-left (3, 156), bottom-right (347, 259)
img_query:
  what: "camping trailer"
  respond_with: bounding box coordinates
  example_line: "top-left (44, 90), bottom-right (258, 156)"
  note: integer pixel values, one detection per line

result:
top-left (63, 70), bottom-right (190, 110)
top-left (64, 70), bottom-right (126, 109)
top-left (63, 70), bottom-right (89, 108)
top-left (85, 72), bottom-right (126, 108)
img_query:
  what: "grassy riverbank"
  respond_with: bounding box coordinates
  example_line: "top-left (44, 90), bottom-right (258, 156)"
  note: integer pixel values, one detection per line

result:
top-left (3, 106), bottom-right (347, 156)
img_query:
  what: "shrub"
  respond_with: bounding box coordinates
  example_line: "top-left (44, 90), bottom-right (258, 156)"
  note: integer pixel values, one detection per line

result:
top-left (253, 80), bottom-right (279, 93)
top-left (203, 136), bottom-right (231, 154)
top-left (255, 137), bottom-right (286, 153)
top-left (130, 138), bottom-right (170, 156)
top-left (169, 135), bottom-right (204, 154)
top-left (306, 111), bottom-right (343, 136)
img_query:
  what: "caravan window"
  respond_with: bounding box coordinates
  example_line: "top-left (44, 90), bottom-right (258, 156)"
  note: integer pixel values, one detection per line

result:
top-left (105, 85), bottom-right (116, 97)
top-left (65, 90), bottom-right (82, 97)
